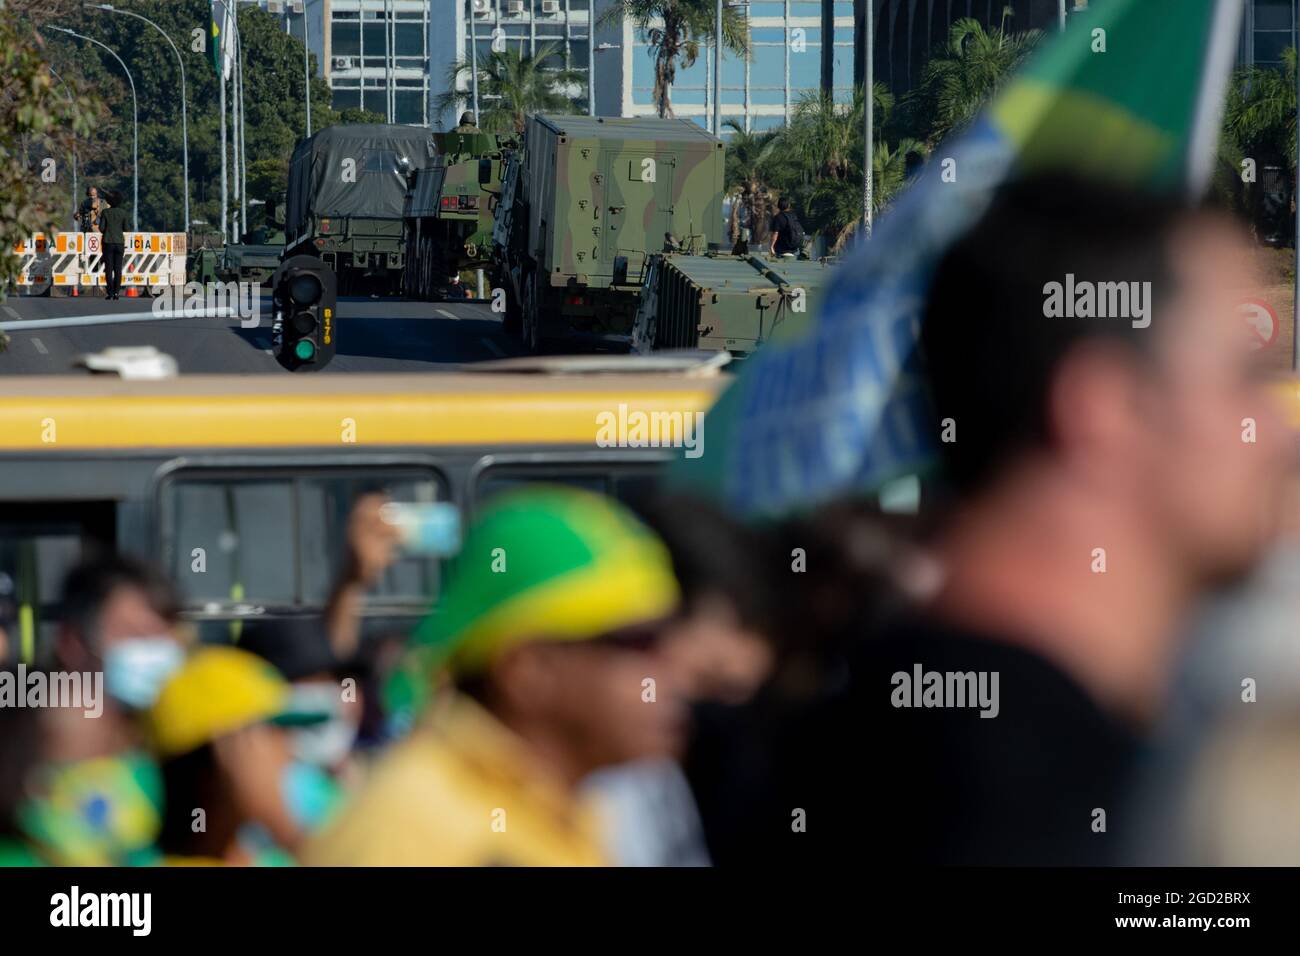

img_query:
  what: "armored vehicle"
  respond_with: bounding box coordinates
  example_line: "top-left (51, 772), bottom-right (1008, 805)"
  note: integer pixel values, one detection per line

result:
top-left (402, 131), bottom-right (513, 300)
top-left (632, 253), bottom-right (838, 357)
top-left (491, 115), bottom-right (725, 351)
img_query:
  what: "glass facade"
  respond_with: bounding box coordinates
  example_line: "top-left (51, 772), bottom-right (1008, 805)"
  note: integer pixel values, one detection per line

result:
top-left (328, 0), bottom-right (431, 126)
top-left (1240, 0), bottom-right (1295, 70)
top-left (628, 1), bottom-right (857, 134)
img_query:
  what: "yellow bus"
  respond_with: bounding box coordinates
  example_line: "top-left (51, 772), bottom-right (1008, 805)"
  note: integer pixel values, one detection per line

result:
top-left (0, 366), bottom-right (724, 658)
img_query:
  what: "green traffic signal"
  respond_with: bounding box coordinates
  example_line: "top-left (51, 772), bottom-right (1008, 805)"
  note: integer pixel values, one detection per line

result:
top-left (294, 339), bottom-right (317, 361)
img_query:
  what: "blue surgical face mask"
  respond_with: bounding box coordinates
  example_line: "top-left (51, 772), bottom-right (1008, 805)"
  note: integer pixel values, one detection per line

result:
top-left (280, 761), bottom-right (341, 831)
top-left (102, 637), bottom-right (184, 710)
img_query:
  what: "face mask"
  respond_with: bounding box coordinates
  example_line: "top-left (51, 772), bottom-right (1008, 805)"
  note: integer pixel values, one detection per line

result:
top-left (279, 761), bottom-right (342, 831)
top-left (292, 717), bottom-right (360, 769)
top-left (103, 637), bottom-right (184, 710)
top-left (286, 683), bottom-right (359, 769)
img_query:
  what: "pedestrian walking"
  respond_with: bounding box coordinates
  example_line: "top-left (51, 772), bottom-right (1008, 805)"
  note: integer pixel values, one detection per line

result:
top-left (768, 198), bottom-right (806, 258)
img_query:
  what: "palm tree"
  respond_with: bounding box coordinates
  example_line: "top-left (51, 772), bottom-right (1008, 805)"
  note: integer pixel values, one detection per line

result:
top-left (908, 7), bottom-right (1041, 147)
top-left (723, 119), bottom-right (782, 242)
top-left (1224, 46), bottom-right (1297, 174)
top-left (601, 0), bottom-right (749, 118)
top-left (434, 42), bottom-right (584, 134)
top-left (812, 138), bottom-right (926, 252)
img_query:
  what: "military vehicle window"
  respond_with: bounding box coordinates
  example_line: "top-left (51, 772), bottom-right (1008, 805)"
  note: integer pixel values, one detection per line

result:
top-left (161, 467), bottom-right (447, 612)
top-left (479, 159), bottom-right (492, 186)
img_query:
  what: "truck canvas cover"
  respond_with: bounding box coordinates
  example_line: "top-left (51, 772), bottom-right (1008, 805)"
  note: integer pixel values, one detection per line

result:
top-left (286, 124), bottom-right (437, 238)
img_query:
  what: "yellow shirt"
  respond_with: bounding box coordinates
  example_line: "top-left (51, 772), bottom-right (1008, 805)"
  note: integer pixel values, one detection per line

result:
top-left (302, 695), bottom-right (607, 866)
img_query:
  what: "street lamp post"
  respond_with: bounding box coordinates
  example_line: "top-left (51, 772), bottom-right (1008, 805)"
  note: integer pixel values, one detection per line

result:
top-left (47, 66), bottom-right (77, 225)
top-left (91, 4), bottom-right (189, 235)
top-left (51, 26), bottom-right (137, 231)
top-left (469, 2), bottom-right (481, 124)
top-left (863, 0), bottom-right (872, 241)
top-left (714, 0), bottom-right (723, 135)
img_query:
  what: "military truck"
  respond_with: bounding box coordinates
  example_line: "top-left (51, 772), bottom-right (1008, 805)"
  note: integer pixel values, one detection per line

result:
top-left (284, 124), bottom-right (437, 295)
top-left (632, 253), bottom-right (838, 357)
top-left (217, 223), bottom-right (286, 287)
top-left (402, 131), bottom-right (513, 300)
top-left (491, 115), bottom-right (725, 351)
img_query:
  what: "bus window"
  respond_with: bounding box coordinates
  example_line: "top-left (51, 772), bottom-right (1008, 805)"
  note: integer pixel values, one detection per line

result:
top-left (160, 467), bottom-right (447, 614)
top-left (0, 502), bottom-right (116, 662)
top-left (472, 461), bottom-right (668, 511)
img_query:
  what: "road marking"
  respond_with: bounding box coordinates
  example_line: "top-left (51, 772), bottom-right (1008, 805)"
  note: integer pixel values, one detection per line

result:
top-left (436, 309), bottom-right (459, 320)
top-left (30, 337), bottom-right (48, 355)
top-left (480, 337), bottom-right (506, 358)
top-left (2, 305), bottom-right (21, 321)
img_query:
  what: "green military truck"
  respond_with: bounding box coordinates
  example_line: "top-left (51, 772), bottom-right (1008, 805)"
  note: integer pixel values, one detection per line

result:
top-left (217, 223), bottom-right (286, 287)
top-left (632, 253), bottom-right (838, 357)
top-left (491, 115), bottom-right (725, 351)
top-left (284, 124), bottom-right (437, 295)
top-left (402, 131), bottom-right (513, 300)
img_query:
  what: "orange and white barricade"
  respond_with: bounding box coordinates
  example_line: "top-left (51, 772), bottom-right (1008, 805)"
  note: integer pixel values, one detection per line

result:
top-left (10, 231), bottom-right (188, 296)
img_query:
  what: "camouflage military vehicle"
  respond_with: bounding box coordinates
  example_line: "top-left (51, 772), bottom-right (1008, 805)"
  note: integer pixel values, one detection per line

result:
top-left (402, 131), bottom-right (513, 300)
top-left (632, 253), bottom-right (838, 357)
top-left (491, 115), bottom-right (725, 351)
top-left (217, 224), bottom-right (286, 286)
top-left (284, 124), bottom-right (437, 294)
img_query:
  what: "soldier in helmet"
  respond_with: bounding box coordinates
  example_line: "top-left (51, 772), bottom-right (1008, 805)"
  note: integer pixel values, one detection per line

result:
top-left (453, 111), bottom-right (479, 134)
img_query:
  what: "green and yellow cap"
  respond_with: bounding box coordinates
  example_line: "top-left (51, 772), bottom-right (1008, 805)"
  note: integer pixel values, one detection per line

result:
top-left (414, 487), bottom-right (680, 675)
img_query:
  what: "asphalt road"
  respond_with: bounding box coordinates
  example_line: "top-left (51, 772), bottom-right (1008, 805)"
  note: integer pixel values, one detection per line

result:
top-left (0, 290), bottom-right (526, 374)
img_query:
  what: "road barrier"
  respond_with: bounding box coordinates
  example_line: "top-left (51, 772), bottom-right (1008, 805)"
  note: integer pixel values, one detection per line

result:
top-left (12, 232), bottom-right (187, 296)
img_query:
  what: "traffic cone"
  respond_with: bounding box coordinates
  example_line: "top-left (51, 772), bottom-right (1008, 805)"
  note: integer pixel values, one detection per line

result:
top-left (125, 287), bottom-right (139, 297)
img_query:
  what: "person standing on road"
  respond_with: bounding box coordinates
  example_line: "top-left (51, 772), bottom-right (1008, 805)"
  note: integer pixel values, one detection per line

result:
top-left (768, 198), bottom-right (805, 259)
top-left (75, 187), bottom-right (105, 233)
top-left (98, 191), bottom-right (129, 300)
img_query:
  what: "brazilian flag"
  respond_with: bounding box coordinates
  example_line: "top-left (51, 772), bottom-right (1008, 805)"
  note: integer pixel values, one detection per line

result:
top-left (210, 0), bottom-right (231, 79)
top-left (669, 0), bottom-right (1246, 518)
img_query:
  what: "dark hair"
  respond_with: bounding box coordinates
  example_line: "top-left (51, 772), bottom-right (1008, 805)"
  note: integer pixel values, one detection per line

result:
top-left (631, 494), bottom-right (774, 635)
top-left (108, 190), bottom-right (124, 206)
top-left (60, 554), bottom-right (180, 650)
top-left (777, 198), bottom-right (791, 212)
top-left (920, 173), bottom-right (1198, 497)
top-left (157, 744), bottom-right (219, 856)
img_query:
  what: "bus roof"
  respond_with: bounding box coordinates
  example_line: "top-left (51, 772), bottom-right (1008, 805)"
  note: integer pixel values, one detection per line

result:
top-left (0, 373), bottom-right (726, 451)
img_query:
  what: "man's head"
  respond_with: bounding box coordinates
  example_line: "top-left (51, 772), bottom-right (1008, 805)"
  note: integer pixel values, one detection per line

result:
top-left (459, 111), bottom-right (476, 127)
top-left (778, 197), bottom-right (791, 212)
top-left (418, 488), bottom-right (686, 775)
top-left (86, 187), bottom-right (97, 199)
top-left (922, 174), bottom-right (1291, 585)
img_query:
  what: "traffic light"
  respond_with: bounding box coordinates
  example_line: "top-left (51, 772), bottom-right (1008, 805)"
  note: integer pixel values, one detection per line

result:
top-left (271, 255), bottom-right (337, 372)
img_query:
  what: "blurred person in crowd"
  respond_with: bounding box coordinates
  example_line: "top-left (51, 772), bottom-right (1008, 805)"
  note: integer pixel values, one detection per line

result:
top-left (818, 173), bottom-right (1293, 865)
top-left (304, 487), bottom-right (685, 866)
top-left (148, 646), bottom-right (332, 865)
top-left (681, 497), bottom-right (922, 865)
top-left (323, 492), bottom-right (403, 662)
top-left (43, 555), bottom-right (185, 768)
top-left (240, 616), bottom-right (367, 793)
top-left (577, 495), bottom-right (780, 866)
top-left (0, 690), bottom-right (165, 867)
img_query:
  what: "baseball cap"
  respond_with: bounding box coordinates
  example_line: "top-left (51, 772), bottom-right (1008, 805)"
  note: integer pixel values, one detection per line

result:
top-left (147, 646), bottom-right (331, 758)
top-left (415, 487), bottom-right (680, 674)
